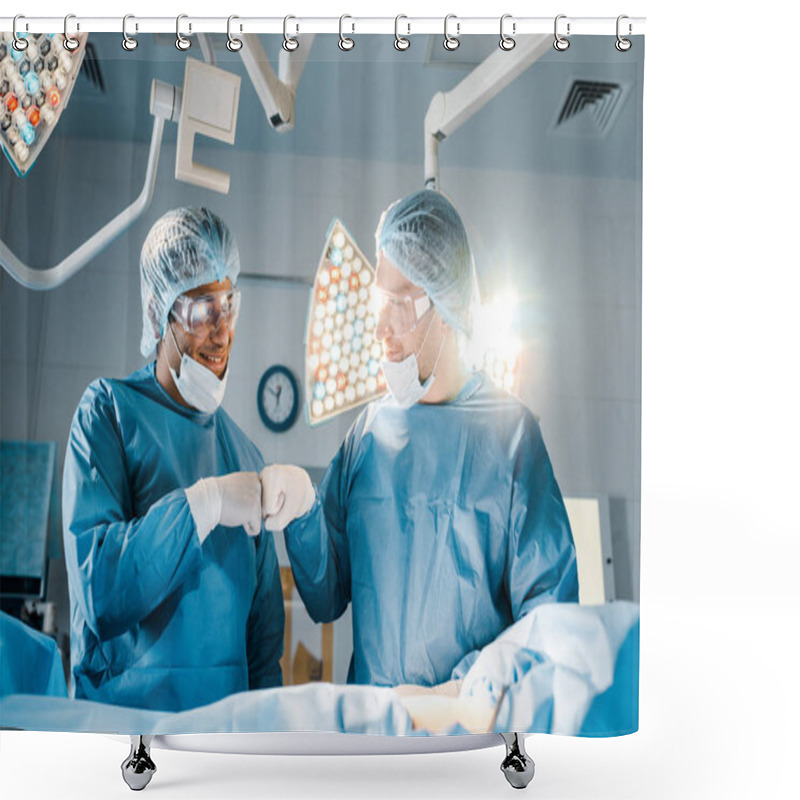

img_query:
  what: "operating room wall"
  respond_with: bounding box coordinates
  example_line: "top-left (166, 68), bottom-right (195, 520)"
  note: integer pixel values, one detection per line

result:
top-left (1, 135), bottom-right (640, 648)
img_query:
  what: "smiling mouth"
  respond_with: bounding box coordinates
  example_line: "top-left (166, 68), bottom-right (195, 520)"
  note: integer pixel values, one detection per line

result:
top-left (199, 352), bottom-right (228, 375)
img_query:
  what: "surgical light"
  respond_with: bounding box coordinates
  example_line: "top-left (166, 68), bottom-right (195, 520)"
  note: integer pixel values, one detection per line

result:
top-left (0, 31), bottom-right (88, 177)
top-left (305, 220), bottom-right (386, 426)
top-left (465, 289), bottom-right (522, 395)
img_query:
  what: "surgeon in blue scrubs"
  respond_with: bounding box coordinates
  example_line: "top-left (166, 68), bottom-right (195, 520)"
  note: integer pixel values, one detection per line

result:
top-left (62, 207), bottom-right (283, 712)
top-left (261, 190), bottom-right (578, 688)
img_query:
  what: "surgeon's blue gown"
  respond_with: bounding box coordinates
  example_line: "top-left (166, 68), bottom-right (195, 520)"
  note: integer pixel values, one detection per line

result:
top-left (62, 362), bottom-right (284, 712)
top-left (286, 372), bottom-right (578, 687)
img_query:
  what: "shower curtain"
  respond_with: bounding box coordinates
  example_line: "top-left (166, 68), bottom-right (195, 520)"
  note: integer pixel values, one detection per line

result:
top-left (0, 26), bottom-right (643, 739)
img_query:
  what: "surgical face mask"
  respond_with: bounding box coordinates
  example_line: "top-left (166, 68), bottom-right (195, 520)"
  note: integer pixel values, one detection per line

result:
top-left (167, 324), bottom-right (228, 413)
top-left (380, 314), bottom-right (445, 409)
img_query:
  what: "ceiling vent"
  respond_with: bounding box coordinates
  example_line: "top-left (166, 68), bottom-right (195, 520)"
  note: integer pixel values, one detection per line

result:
top-left (554, 80), bottom-right (625, 136)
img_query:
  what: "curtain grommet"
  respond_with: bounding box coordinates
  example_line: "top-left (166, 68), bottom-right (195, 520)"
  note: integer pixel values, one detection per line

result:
top-left (553, 14), bottom-right (570, 52)
top-left (226, 15), bottom-right (243, 52)
top-left (500, 14), bottom-right (516, 51)
top-left (283, 15), bottom-right (299, 52)
top-left (443, 14), bottom-right (460, 51)
top-left (63, 14), bottom-right (80, 51)
top-left (339, 15), bottom-right (355, 51)
top-left (394, 15), bottom-right (410, 51)
top-left (12, 15), bottom-right (29, 51)
top-left (122, 14), bottom-right (138, 51)
top-left (176, 14), bottom-right (191, 51)
top-left (615, 15), bottom-right (632, 52)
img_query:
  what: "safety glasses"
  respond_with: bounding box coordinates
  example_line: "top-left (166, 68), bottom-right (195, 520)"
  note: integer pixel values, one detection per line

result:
top-left (170, 288), bottom-right (241, 336)
top-left (370, 286), bottom-right (432, 335)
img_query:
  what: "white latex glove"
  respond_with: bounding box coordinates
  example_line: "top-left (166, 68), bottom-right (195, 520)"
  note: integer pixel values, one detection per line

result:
top-left (185, 472), bottom-right (263, 542)
top-left (259, 465), bottom-right (315, 532)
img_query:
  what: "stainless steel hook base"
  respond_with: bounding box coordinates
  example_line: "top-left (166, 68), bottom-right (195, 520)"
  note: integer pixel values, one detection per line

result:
top-left (121, 736), bottom-right (157, 791)
top-left (500, 733), bottom-right (535, 789)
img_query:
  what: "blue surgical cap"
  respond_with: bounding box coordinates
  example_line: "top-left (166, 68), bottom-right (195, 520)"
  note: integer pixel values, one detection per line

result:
top-left (139, 207), bottom-right (241, 357)
top-left (376, 189), bottom-right (478, 335)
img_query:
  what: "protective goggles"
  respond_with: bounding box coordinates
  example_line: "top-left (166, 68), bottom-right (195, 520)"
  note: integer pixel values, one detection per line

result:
top-left (170, 288), bottom-right (241, 336)
top-left (370, 286), bottom-right (432, 336)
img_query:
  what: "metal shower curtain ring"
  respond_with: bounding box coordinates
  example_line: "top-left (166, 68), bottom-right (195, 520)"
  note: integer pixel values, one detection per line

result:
top-left (226, 15), bottom-right (243, 52)
top-left (175, 14), bottom-right (191, 51)
top-left (283, 15), bottom-right (299, 51)
top-left (616, 15), bottom-right (633, 51)
top-left (443, 14), bottom-right (460, 51)
top-left (339, 15), bottom-right (355, 50)
top-left (554, 14), bottom-right (571, 51)
top-left (122, 14), bottom-right (138, 51)
top-left (395, 15), bottom-right (411, 51)
top-left (64, 14), bottom-right (80, 51)
top-left (500, 14), bottom-right (516, 51)
top-left (12, 14), bottom-right (28, 51)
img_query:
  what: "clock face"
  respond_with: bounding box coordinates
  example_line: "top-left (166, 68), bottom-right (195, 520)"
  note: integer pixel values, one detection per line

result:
top-left (258, 366), bottom-right (299, 432)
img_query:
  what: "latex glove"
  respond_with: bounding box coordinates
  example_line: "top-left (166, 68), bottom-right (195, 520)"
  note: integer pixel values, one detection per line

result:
top-left (185, 472), bottom-right (263, 542)
top-left (259, 465), bottom-right (315, 532)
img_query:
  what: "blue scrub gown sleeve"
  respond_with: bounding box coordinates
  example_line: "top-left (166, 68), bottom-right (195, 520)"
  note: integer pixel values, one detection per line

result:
top-left (62, 382), bottom-right (203, 642)
top-left (451, 413), bottom-right (579, 681)
top-left (246, 532), bottom-right (285, 689)
top-left (284, 442), bottom-right (353, 624)
top-left (505, 414), bottom-right (579, 616)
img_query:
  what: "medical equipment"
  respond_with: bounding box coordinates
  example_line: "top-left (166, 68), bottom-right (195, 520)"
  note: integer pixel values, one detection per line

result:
top-left (305, 219), bottom-right (386, 426)
top-left (0, 30), bottom-right (88, 177)
top-left (0, 37), bottom-right (308, 289)
top-left (0, 441), bottom-right (59, 604)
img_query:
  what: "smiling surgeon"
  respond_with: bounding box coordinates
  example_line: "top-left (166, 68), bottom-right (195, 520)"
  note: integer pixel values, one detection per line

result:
top-left (62, 207), bottom-right (284, 712)
top-left (260, 189), bottom-right (578, 688)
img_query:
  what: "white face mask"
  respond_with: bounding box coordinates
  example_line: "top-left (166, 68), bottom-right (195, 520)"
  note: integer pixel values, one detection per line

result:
top-left (167, 324), bottom-right (228, 413)
top-left (380, 314), bottom-right (445, 410)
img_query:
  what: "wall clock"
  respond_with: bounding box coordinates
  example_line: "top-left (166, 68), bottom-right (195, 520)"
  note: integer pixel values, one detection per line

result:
top-left (257, 365), bottom-right (299, 432)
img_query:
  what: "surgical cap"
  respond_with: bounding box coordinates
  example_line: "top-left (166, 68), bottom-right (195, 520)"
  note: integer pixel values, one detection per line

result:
top-left (139, 207), bottom-right (241, 357)
top-left (376, 189), bottom-right (478, 335)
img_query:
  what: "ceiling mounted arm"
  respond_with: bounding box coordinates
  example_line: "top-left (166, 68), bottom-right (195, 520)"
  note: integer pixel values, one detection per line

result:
top-left (238, 33), bottom-right (315, 132)
top-left (0, 113), bottom-right (165, 291)
top-left (424, 34), bottom-right (551, 189)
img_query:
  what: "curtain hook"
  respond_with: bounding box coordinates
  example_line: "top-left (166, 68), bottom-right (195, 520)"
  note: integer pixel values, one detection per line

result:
top-left (339, 15), bottom-right (355, 51)
top-left (616, 15), bottom-right (632, 52)
top-left (64, 14), bottom-right (80, 51)
top-left (176, 14), bottom-right (191, 51)
top-left (553, 14), bottom-right (570, 51)
top-left (499, 14), bottom-right (516, 51)
top-left (443, 14), bottom-right (460, 51)
top-left (122, 14), bottom-right (138, 51)
top-left (394, 15), bottom-right (410, 51)
top-left (226, 15), bottom-right (243, 52)
top-left (12, 15), bottom-right (29, 51)
top-left (283, 15), bottom-right (299, 52)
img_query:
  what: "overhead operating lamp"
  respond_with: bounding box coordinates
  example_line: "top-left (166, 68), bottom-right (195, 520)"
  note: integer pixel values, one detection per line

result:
top-left (1, 31), bottom-right (88, 177)
top-left (305, 220), bottom-right (386, 426)
top-left (1, 55), bottom-right (241, 289)
top-left (466, 291), bottom-right (522, 395)
top-left (305, 222), bottom-right (522, 426)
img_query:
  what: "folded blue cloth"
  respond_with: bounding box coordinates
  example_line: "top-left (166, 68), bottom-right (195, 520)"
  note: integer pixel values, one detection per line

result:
top-left (0, 611), bottom-right (67, 699)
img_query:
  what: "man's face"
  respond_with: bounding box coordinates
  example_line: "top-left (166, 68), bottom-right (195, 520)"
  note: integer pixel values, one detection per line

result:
top-left (167, 277), bottom-right (236, 379)
top-left (375, 252), bottom-right (442, 380)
